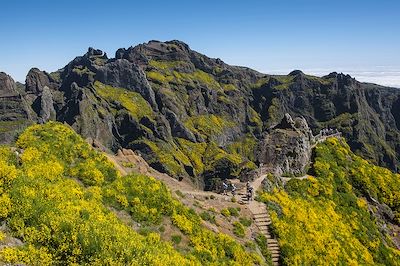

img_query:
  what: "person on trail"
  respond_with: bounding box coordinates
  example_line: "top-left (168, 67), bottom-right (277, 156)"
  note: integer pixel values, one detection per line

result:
top-left (231, 183), bottom-right (237, 196)
top-left (222, 181), bottom-right (228, 195)
top-left (247, 185), bottom-right (254, 202)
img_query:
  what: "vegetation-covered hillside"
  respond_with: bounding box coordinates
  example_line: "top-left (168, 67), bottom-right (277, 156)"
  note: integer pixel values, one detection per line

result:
top-left (261, 138), bottom-right (400, 265)
top-left (0, 122), bottom-right (264, 265)
top-left (1, 40), bottom-right (400, 188)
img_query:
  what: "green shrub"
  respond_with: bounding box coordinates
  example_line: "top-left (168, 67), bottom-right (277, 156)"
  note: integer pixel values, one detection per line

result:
top-left (232, 221), bottom-right (245, 238)
top-left (171, 234), bottom-right (182, 245)
top-left (175, 190), bottom-right (185, 198)
top-left (228, 207), bottom-right (240, 217)
top-left (255, 234), bottom-right (272, 262)
top-left (239, 217), bottom-right (252, 227)
top-left (221, 209), bottom-right (231, 217)
top-left (200, 211), bottom-right (216, 224)
top-left (94, 81), bottom-right (154, 120)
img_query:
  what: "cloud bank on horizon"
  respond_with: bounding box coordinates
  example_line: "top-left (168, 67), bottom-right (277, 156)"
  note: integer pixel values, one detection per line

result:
top-left (266, 67), bottom-right (400, 89)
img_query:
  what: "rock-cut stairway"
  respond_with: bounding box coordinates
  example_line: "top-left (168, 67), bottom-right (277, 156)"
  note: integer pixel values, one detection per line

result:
top-left (253, 210), bottom-right (280, 265)
top-left (240, 174), bottom-right (281, 265)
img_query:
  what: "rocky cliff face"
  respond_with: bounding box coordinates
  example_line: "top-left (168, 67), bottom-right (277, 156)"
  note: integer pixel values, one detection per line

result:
top-left (0, 72), bottom-right (33, 143)
top-left (257, 113), bottom-right (314, 176)
top-left (252, 70), bottom-right (400, 172)
top-left (1, 40), bottom-right (399, 187)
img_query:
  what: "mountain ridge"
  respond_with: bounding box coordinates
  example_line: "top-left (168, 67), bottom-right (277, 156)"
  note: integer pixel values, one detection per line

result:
top-left (1, 40), bottom-right (400, 188)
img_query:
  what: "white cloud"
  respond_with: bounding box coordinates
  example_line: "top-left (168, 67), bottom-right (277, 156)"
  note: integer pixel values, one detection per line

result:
top-left (263, 67), bottom-right (400, 88)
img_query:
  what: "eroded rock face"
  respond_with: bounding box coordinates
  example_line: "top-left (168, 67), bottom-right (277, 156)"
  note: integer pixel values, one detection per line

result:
top-left (257, 114), bottom-right (313, 176)
top-left (38, 86), bottom-right (56, 123)
top-left (0, 72), bottom-right (33, 143)
top-left (1, 40), bottom-right (400, 181)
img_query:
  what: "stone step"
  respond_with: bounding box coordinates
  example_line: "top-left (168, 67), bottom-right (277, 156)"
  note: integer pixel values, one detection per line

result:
top-left (257, 224), bottom-right (270, 229)
top-left (256, 219), bottom-right (270, 223)
top-left (255, 218), bottom-right (270, 222)
top-left (268, 244), bottom-right (279, 248)
top-left (253, 212), bottom-right (269, 216)
top-left (254, 217), bottom-right (271, 221)
top-left (255, 219), bottom-right (271, 224)
top-left (254, 215), bottom-right (270, 219)
top-left (269, 247), bottom-right (280, 251)
top-left (254, 215), bottom-right (270, 220)
top-left (272, 257), bottom-right (279, 262)
top-left (254, 218), bottom-right (270, 223)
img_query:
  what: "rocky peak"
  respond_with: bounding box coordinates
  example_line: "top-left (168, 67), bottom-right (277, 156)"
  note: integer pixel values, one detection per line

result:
top-left (288, 70), bottom-right (304, 76)
top-left (114, 40), bottom-right (192, 66)
top-left (0, 72), bottom-right (33, 143)
top-left (258, 113), bottom-right (313, 176)
top-left (25, 68), bottom-right (58, 94)
top-left (275, 113), bottom-right (296, 130)
top-left (87, 47), bottom-right (104, 57)
top-left (0, 72), bottom-right (18, 96)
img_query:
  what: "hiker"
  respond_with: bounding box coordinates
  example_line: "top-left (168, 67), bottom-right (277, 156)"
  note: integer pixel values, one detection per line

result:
top-left (247, 185), bottom-right (254, 202)
top-left (231, 183), bottom-right (237, 196)
top-left (222, 181), bottom-right (228, 195)
top-left (246, 181), bottom-right (250, 191)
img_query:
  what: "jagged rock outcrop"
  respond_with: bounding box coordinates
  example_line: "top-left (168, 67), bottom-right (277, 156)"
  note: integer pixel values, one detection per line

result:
top-left (0, 72), bottom-right (33, 143)
top-left (1, 40), bottom-right (400, 182)
top-left (252, 71), bottom-right (400, 171)
top-left (257, 114), bottom-right (314, 176)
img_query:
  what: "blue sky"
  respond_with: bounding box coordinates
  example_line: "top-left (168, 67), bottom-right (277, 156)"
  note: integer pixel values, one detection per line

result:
top-left (1, 0), bottom-right (399, 87)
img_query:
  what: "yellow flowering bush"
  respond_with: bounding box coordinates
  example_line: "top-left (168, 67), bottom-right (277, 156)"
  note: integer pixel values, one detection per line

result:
top-left (16, 121), bottom-right (119, 185)
top-left (0, 122), bottom-right (261, 265)
top-left (0, 157), bottom-right (17, 193)
top-left (0, 245), bottom-right (53, 266)
top-left (261, 137), bottom-right (400, 265)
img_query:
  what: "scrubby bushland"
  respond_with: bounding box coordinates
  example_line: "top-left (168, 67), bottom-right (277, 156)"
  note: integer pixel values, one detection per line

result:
top-left (0, 122), bottom-right (263, 265)
top-left (261, 138), bottom-right (400, 265)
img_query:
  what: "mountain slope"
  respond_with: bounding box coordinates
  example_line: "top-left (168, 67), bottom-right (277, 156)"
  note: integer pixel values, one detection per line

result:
top-left (0, 122), bottom-right (265, 265)
top-left (1, 40), bottom-right (400, 188)
top-left (261, 137), bottom-right (400, 265)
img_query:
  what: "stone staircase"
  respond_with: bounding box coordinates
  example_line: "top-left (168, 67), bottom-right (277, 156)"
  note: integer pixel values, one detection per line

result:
top-left (239, 189), bottom-right (250, 204)
top-left (233, 175), bottom-right (281, 265)
top-left (253, 210), bottom-right (280, 265)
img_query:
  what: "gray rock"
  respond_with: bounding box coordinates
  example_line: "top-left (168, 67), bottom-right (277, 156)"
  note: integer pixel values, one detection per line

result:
top-left (165, 109), bottom-right (196, 142)
top-left (257, 113), bottom-right (313, 176)
top-left (38, 86), bottom-right (56, 123)
top-left (0, 72), bottom-right (33, 143)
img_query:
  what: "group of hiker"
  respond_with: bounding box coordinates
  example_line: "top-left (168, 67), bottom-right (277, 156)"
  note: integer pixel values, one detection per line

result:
top-left (320, 128), bottom-right (339, 136)
top-left (222, 180), bottom-right (254, 202)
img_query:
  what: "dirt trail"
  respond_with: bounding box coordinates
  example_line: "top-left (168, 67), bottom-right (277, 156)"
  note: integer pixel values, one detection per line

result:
top-left (105, 148), bottom-right (280, 264)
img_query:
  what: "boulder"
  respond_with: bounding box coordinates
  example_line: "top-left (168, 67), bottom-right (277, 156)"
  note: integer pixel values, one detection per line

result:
top-left (257, 113), bottom-right (313, 176)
